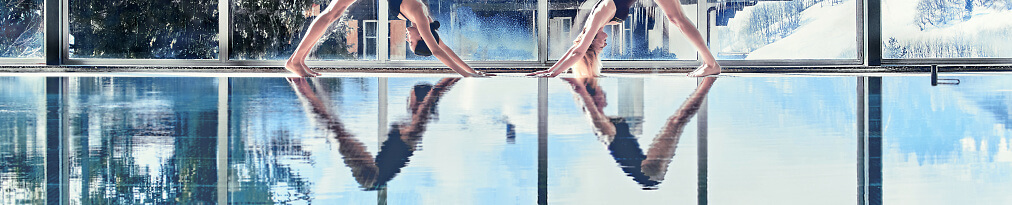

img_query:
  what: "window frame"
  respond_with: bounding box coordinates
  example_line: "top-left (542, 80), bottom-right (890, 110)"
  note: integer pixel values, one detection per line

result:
top-left (21, 0), bottom-right (1012, 68)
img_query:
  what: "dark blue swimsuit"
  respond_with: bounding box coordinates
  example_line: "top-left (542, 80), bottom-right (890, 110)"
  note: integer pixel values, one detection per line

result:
top-left (608, 0), bottom-right (635, 22)
top-left (389, 0), bottom-right (441, 42)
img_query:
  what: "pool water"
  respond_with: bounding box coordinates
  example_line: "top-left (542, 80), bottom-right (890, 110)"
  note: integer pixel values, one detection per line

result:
top-left (1, 73), bottom-right (1010, 204)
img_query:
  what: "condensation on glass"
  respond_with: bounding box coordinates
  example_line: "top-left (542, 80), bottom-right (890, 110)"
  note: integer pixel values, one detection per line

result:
top-left (68, 0), bottom-right (219, 59)
top-left (711, 0), bottom-right (858, 59)
top-left (391, 0), bottom-right (539, 61)
top-left (882, 0), bottom-right (1012, 58)
top-left (0, 77), bottom-right (46, 204)
top-left (64, 77), bottom-right (220, 203)
top-left (548, 0), bottom-right (699, 60)
top-left (1, 0), bottom-right (44, 58)
top-left (231, 0), bottom-right (378, 60)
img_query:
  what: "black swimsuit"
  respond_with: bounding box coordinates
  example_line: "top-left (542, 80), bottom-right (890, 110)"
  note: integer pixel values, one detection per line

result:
top-left (608, 0), bottom-right (635, 22)
top-left (389, 0), bottom-right (441, 43)
top-left (389, 0), bottom-right (404, 19)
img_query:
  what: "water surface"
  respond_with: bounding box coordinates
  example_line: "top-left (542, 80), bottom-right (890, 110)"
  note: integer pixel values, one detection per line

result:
top-left (1, 74), bottom-right (1010, 204)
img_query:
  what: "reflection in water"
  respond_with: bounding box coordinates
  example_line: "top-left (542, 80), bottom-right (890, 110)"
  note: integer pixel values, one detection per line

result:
top-left (288, 77), bottom-right (458, 190)
top-left (64, 77), bottom-right (219, 204)
top-left (8, 75), bottom-right (1012, 204)
top-left (0, 77), bottom-right (45, 204)
top-left (883, 76), bottom-right (1012, 204)
top-left (562, 77), bottom-right (716, 189)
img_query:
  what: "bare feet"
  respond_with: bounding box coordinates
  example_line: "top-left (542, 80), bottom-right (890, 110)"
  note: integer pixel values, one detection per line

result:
top-left (285, 59), bottom-right (318, 77)
top-left (687, 63), bottom-right (720, 77)
top-left (306, 68), bottom-right (321, 76)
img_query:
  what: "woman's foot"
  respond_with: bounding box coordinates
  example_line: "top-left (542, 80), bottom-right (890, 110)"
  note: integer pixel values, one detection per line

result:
top-left (285, 59), bottom-right (318, 77)
top-left (306, 67), bottom-right (321, 76)
top-left (687, 63), bottom-right (720, 77)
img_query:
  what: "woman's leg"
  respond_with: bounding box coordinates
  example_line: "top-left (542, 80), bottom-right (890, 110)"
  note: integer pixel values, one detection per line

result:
top-left (286, 0), bottom-right (358, 77)
top-left (653, 0), bottom-right (721, 77)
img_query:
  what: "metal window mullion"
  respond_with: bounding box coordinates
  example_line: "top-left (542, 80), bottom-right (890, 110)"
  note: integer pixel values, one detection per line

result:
top-left (45, 0), bottom-right (64, 65)
top-left (219, 0), bottom-right (230, 63)
top-left (216, 77), bottom-right (229, 204)
top-left (1, 58), bottom-right (44, 65)
top-left (867, 0), bottom-right (881, 66)
top-left (883, 58), bottom-right (1012, 65)
top-left (61, 0), bottom-right (69, 64)
top-left (537, 0), bottom-right (549, 66)
top-left (857, 0), bottom-right (866, 67)
top-left (379, 0), bottom-right (390, 63)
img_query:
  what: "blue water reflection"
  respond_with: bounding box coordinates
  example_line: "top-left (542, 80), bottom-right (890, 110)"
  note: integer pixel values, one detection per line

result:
top-left (0, 77), bottom-right (45, 204)
top-left (2, 74), bottom-right (1012, 204)
top-left (64, 77), bottom-right (220, 204)
top-left (883, 75), bottom-right (1012, 204)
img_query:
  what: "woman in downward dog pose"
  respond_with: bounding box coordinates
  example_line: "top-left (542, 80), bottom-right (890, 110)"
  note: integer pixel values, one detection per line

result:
top-left (528, 0), bottom-right (721, 77)
top-left (285, 0), bottom-right (491, 77)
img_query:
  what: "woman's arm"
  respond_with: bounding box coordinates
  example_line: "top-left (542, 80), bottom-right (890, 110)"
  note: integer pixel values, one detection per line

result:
top-left (401, 2), bottom-right (479, 77)
top-left (528, 1), bottom-right (616, 77)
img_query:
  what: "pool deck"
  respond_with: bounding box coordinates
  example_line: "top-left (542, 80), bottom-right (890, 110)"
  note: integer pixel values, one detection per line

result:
top-left (0, 70), bottom-right (1009, 78)
top-left (2, 65), bottom-right (1012, 76)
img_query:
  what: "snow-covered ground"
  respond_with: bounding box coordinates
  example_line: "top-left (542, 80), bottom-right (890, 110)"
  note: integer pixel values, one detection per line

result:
top-left (723, 0), bottom-right (1011, 59)
top-left (746, 0), bottom-right (858, 59)
top-left (883, 0), bottom-right (1012, 58)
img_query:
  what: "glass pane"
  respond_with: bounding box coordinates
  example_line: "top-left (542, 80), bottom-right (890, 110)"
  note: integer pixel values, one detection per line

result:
top-left (0, 0), bottom-right (44, 58)
top-left (65, 77), bottom-right (220, 203)
top-left (69, 0), bottom-right (219, 59)
top-left (883, 0), bottom-right (1012, 58)
top-left (883, 76), bottom-right (1012, 204)
top-left (0, 77), bottom-right (46, 204)
top-left (711, 0), bottom-right (858, 59)
top-left (390, 0), bottom-right (538, 61)
top-left (549, 0), bottom-right (699, 60)
top-left (231, 0), bottom-right (377, 60)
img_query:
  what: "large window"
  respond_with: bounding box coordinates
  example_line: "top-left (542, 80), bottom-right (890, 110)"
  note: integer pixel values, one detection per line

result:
top-left (1, 0), bottom-right (44, 58)
top-left (548, 0), bottom-right (699, 60)
top-left (231, 0), bottom-right (377, 60)
top-left (711, 0), bottom-right (859, 60)
top-left (69, 0), bottom-right (219, 59)
top-left (391, 0), bottom-right (539, 61)
top-left (10, 0), bottom-right (1012, 65)
top-left (882, 0), bottom-right (1012, 58)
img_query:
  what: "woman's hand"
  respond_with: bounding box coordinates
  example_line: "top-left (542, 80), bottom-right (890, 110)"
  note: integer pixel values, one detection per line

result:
top-left (526, 69), bottom-right (559, 77)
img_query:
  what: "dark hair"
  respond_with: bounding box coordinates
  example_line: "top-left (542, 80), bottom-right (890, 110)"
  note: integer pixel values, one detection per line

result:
top-left (412, 21), bottom-right (441, 56)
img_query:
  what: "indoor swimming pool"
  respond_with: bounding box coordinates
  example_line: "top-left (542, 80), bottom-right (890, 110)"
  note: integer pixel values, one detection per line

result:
top-left (1, 73), bottom-right (1010, 204)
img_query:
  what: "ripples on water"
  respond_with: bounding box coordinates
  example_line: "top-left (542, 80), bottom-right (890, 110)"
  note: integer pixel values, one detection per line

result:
top-left (0, 74), bottom-right (1010, 204)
